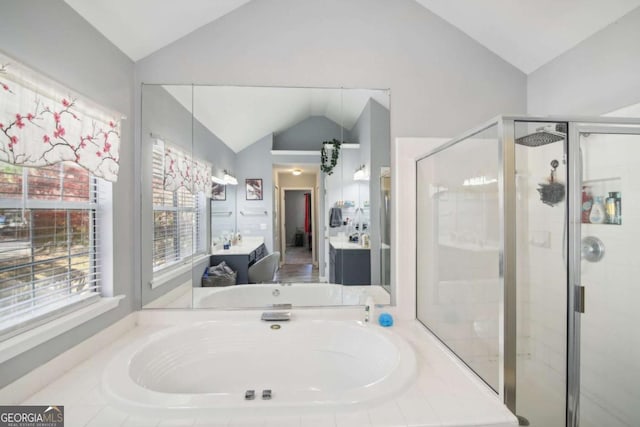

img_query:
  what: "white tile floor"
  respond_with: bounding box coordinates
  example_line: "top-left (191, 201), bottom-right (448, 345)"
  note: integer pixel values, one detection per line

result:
top-left (18, 313), bottom-right (517, 427)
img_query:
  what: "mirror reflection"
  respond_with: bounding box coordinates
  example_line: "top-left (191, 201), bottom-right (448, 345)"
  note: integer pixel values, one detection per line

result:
top-left (140, 85), bottom-right (390, 309)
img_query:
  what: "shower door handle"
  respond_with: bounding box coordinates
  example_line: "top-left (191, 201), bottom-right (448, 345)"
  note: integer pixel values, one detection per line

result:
top-left (575, 285), bottom-right (585, 313)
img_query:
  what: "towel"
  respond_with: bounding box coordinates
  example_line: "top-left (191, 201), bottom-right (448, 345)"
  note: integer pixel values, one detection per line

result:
top-left (208, 261), bottom-right (235, 276)
top-left (329, 207), bottom-right (343, 228)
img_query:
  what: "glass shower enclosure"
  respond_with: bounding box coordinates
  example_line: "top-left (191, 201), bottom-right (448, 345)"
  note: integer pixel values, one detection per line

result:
top-left (416, 116), bottom-right (640, 427)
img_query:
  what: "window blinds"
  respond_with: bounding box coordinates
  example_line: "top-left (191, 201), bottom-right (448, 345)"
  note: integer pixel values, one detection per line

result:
top-left (152, 140), bottom-right (209, 272)
top-left (0, 163), bottom-right (100, 336)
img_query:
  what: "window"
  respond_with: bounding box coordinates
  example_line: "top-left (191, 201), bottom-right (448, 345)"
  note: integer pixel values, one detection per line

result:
top-left (152, 141), bottom-right (207, 272)
top-left (0, 162), bottom-right (100, 336)
top-left (0, 51), bottom-right (121, 339)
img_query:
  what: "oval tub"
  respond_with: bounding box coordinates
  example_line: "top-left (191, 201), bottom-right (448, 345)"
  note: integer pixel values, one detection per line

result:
top-left (103, 320), bottom-right (415, 416)
top-left (192, 283), bottom-right (391, 308)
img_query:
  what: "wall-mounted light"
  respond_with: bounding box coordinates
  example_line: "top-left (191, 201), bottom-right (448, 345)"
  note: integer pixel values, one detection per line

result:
top-left (223, 170), bottom-right (238, 185)
top-left (292, 168), bottom-right (302, 176)
top-left (353, 164), bottom-right (369, 181)
top-left (211, 175), bottom-right (226, 185)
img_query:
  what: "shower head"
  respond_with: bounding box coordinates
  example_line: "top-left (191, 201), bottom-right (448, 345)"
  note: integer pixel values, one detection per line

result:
top-left (515, 124), bottom-right (566, 147)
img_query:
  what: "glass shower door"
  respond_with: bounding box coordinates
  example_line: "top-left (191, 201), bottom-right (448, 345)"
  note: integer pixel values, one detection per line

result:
top-left (573, 127), bottom-right (640, 427)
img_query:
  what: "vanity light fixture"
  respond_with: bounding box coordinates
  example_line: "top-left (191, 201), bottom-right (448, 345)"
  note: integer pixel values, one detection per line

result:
top-left (211, 175), bottom-right (226, 185)
top-left (292, 169), bottom-right (302, 176)
top-left (353, 165), bottom-right (369, 181)
top-left (223, 170), bottom-right (238, 185)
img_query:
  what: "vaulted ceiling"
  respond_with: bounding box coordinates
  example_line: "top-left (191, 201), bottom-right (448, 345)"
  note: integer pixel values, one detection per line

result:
top-left (163, 86), bottom-right (389, 153)
top-left (64, 0), bottom-right (251, 61)
top-left (414, 0), bottom-right (640, 73)
top-left (65, 0), bottom-right (640, 73)
top-left (64, 0), bottom-right (640, 150)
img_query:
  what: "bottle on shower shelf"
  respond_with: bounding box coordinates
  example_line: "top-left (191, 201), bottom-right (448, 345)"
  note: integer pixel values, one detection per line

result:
top-left (589, 196), bottom-right (606, 224)
top-left (606, 193), bottom-right (617, 224)
top-left (606, 191), bottom-right (622, 225)
top-left (614, 192), bottom-right (622, 224)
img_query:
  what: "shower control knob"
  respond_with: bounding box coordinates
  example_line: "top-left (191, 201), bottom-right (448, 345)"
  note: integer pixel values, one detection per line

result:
top-left (581, 236), bottom-right (605, 262)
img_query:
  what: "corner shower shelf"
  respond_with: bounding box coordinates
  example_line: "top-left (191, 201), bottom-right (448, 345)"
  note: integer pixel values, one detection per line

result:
top-left (582, 176), bottom-right (622, 226)
top-left (583, 177), bottom-right (620, 184)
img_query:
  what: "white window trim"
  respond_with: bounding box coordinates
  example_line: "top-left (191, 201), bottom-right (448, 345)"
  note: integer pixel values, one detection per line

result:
top-left (0, 294), bottom-right (124, 364)
top-left (0, 176), bottom-right (116, 362)
top-left (150, 253), bottom-right (209, 289)
top-left (0, 165), bottom-right (115, 340)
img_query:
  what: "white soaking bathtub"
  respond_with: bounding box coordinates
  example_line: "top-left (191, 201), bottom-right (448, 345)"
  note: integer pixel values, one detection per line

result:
top-left (102, 319), bottom-right (416, 416)
top-left (192, 283), bottom-right (391, 308)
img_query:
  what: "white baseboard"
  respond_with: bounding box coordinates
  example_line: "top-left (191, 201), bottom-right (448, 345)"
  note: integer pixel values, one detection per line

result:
top-left (0, 311), bottom-right (137, 404)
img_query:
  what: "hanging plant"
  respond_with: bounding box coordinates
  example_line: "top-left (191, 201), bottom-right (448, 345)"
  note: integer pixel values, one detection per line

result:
top-left (320, 138), bottom-right (342, 175)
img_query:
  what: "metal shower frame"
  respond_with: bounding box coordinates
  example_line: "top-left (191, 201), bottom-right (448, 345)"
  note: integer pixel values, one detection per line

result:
top-left (416, 114), bottom-right (640, 427)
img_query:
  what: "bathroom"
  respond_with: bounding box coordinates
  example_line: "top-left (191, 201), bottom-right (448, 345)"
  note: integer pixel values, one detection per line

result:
top-left (1, 1), bottom-right (640, 426)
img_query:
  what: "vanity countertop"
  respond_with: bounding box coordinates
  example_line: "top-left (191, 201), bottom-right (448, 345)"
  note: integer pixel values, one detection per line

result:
top-left (211, 237), bottom-right (264, 256)
top-left (329, 237), bottom-right (370, 250)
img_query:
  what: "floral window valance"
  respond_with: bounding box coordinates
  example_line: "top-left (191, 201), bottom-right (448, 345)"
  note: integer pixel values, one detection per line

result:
top-left (161, 140), bottom-right (211, 194)
top-left (0, 52), bottom-right (122, 182)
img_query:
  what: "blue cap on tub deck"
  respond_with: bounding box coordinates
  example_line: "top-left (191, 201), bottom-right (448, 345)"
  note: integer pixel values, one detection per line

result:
top-left (378, 312), bottom-right (393, 327)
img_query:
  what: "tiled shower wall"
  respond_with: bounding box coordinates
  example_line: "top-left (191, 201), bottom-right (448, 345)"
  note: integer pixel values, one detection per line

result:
top-left (516, 139), bottom-right (567, 427)
top-left (517, 130), bottom-right (640, 427)
top-left (577, 133), bottom-right (640, 427)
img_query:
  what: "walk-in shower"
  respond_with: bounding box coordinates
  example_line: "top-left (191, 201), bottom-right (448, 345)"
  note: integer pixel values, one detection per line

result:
top-left (416, 116), bottom-right (640, 427)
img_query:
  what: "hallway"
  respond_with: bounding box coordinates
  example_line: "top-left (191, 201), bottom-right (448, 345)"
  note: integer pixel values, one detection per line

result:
top-left (275, 246), bottom-right (319, 282)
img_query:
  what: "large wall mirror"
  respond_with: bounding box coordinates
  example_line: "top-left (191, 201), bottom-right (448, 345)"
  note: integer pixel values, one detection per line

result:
top-left (140, 85), bottom-right (391, 309)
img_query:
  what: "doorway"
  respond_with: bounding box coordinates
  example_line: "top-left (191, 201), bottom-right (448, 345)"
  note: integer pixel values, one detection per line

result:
top-left (277, 187), bottom-right (319, 282)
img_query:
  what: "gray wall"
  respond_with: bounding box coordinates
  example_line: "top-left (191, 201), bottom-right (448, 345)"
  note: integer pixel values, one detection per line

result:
top-left (135, 0), bottom-right (527, 139)
top-left (284, 190), bottom-right (307, 245)
top-left (274, 116), bottom-right (348, 150)
top-left (0, 1), bottom-right (134, 388)
top-left (370, 100), bottom-right (391, 284)
top-left (0, 0), bottom-right (530, 388)
top-left (141, 85), bottom-right (236, 301)
top-left (349, 99), bottom-right (391, 285)
top-left (134, 0), bottom-right (527, 287)
top-left (236, 134), bottom-right (274, 251)
top-left (140, 84), bottom-right (191, 302)
top-left (194, 116), bottom-right (236, 183)
top-left (528, 7), bottom-right (640, 115)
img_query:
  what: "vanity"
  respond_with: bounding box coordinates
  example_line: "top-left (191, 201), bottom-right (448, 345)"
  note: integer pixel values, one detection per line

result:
top-left (329, 237), bottom-right (371, 285)
top-left (209, 237), bottom-right (267, 284)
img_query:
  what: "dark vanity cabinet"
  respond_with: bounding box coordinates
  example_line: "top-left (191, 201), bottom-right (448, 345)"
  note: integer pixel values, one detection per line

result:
top-left (210, 243), bottom-right (267, 284)
top-left (329, 244), bottom-right (371, 285)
